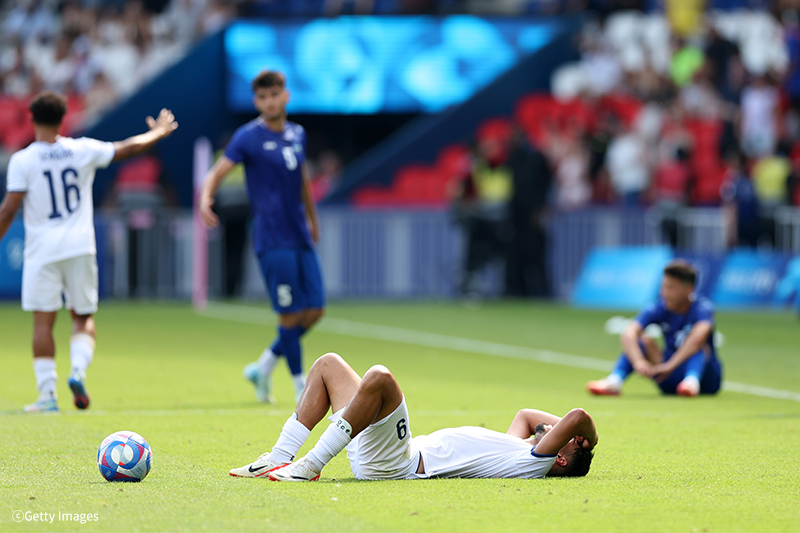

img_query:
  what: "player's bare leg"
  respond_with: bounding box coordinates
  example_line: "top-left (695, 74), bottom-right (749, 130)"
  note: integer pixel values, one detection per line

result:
top-left (296, 352), bottom-right (361, 428)
top-left (339, 365), bottom-right (404, 437)
top-left (230, 353), bottom-right (360, 478)
top-left (300, 308), bottom-right (324, 330)
top-left (270, 364), bottom-right (404, 482)
top-left (25, 311), bottom-right (59, 413)
top-left (68, 311), bottom-right (96, 409)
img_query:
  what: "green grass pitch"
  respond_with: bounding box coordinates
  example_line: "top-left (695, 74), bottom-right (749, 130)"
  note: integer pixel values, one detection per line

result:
top-left (1, 301), bottom-right (798, 532)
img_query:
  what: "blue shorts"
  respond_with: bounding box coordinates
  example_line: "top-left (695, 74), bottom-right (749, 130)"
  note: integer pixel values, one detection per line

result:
top-left (257, 248), bottom-right (326, 314)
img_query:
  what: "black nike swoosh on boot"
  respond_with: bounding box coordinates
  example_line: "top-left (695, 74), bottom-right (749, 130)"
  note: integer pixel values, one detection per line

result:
top-left (248, 464), bottom-right (270, 473)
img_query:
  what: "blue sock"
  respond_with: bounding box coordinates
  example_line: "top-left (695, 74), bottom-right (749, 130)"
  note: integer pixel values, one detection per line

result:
top-left (271, 327), bottom-right (306, 357)
top-left (278, 326), bottom-right (304, 376)
top-left (684, 351), bottom-right (706, 381)
top-left (610, 353), bottom-right (634, 382)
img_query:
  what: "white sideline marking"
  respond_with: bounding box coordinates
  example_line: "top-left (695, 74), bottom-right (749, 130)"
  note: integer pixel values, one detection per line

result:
top-left (200, 303), bottom-right (800, 404)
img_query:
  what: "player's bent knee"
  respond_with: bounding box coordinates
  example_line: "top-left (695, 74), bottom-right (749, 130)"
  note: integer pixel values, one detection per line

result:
top-left (314, 352), bottom-right (345, 369)
top-left (362, 365), bottom-right (395, 389)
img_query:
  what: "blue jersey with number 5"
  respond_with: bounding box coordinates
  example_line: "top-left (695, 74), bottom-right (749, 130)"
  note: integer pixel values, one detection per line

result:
top-left (224, 119), bottom-right (311, 253)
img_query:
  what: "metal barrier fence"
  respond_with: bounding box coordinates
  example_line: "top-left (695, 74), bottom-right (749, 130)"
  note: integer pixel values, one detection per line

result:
top-left (93, 206), bottom-right (800, 301)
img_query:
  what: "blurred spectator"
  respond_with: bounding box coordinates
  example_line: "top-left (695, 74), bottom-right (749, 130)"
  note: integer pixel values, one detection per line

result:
top-left (311, 150), bottom-right (343, 203)
top-left (605, 121), bottom-right (650, 205)
top-left (740, 75), bottom-right (780, 158)
top-left (550, 126), bottom-right (591, 209)
top-left (666, 0), bottom-right (706, 38)
top-left (783, 10), bottom-right (800, 107)
top-left (213, 149), bottom-right (249, 298)
top-left (704, 25), bottom-right (739, 93)
top-left (670, 39), bottom-right (705, 87)
top-left (2, 0), bottom-right (57, 43)
top-left (452, 119), bottom-right (515, 298)
top-left (751, 142), bottom-right (792, 245)
top-left (721, 151), bottom-right (759, 248)
top-left (651, 146), bottom-right (692, 246)
top-left (82, 71), bottom-right (118, 127)
top-left (504, 131), bottom-right (553, 298)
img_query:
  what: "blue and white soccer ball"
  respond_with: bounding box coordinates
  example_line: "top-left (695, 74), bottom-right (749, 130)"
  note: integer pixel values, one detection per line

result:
top-left (97, 431), bottom-right (152, 482)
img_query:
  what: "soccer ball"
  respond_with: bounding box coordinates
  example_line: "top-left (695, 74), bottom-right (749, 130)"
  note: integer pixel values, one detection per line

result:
top-left (97, 431), bottom-right (153, 482)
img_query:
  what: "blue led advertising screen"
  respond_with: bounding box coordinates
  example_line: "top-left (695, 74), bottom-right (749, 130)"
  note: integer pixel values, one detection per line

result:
top-left (225, 17), bottom-right (561, 114)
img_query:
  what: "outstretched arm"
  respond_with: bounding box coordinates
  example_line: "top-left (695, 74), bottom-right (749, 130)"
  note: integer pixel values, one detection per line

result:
top-left (0, 192), bottom-right (24, 242)
top-left (112, 109), bottom-right (178, 162)
top-left (507, 409), bottom-right (562, 439)
top-left (198, 156), bottom-right (236, 228)
top-left (533, 408), bottom-right (598, 455)
top-left (301, 162), bottom-right (319, 243)
top-left (652, 321), bottom-right (713, 381)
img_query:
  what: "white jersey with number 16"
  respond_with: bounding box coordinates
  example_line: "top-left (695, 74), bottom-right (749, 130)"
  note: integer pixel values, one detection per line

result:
top-left (5, 137), bottom-right (115, 266)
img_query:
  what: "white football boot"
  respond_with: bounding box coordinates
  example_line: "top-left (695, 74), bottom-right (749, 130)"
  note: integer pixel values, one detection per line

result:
top-left (23, 398), bottom-right (59, 413)
top-left (229, 452), bottom-right (289, 478)
top-left (268, 456), bottom-right (321, 482)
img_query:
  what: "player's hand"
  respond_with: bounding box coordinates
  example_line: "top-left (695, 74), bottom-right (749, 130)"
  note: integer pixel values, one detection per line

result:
top-left (146, 109), bottom-right (179, 139)
top-left (632, 360), bottom-right (654, 378)
top-left (651, 363), bottom-right (675, 383)
top-left (199, 195), bottom-right (218, 228)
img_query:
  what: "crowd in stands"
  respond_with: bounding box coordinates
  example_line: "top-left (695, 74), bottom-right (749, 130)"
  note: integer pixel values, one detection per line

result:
top-left (0, 0), bottom-right (234, 155)
top-left (537, 5), bottom-right (800, 247)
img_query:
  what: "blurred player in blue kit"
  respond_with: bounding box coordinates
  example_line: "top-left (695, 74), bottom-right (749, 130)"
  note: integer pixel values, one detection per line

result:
top-left (200, 70), bottom-right (324, 403)
top-left (586, 260), bottom-right (723, 397)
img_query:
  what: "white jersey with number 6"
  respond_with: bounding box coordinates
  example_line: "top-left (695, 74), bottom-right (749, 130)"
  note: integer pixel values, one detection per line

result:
top-left (5, 137), bottom-right (115, 266)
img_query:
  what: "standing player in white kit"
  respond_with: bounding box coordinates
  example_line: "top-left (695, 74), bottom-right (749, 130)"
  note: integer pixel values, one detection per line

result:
top-left (0, 91), bottom-right (178, 412)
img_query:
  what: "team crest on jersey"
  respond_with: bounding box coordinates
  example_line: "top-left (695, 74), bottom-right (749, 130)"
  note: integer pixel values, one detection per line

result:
top-left (284, 129), bottom-right (296, 141)
top-left (293, 143), bottom-right (303, 153)
top-left (263, 141), bottom-right (277, 151)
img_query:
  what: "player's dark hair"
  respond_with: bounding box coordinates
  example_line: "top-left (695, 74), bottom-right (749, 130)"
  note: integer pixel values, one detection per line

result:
top-left (663, 260), bottom-right (697, 286)
top-left (251, 70), bottom-right (286, 92)
top-left (29, 91), bottom-right (67, 126)
top-left (559, 448), bottom-right (594, 478)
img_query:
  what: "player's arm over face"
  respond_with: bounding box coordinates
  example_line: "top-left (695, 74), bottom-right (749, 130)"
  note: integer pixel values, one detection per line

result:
top-left (531, 408), bottom-right (598, 456)
top-left (0, 191), bottom-right (24, 242)
top-left (507, 409), bottom-right (562, 439)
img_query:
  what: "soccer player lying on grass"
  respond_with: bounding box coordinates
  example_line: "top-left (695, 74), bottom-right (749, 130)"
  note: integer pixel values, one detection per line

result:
top-left (586, 260), bottom-right (723, 397)
top-left (229, 353), bottom-right (597, 481)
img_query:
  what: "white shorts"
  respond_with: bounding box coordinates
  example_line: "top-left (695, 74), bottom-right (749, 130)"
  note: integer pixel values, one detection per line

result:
top-left (330, 397), bottom-right (420, 480)
top-left (22, 254), bottom-right (98, 315)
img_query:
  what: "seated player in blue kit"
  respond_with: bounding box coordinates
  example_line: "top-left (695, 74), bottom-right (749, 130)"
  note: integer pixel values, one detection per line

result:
top-left (586, 260), bottom-right (723, 397)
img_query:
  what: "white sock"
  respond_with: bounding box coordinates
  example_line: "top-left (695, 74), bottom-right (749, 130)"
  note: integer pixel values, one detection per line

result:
top-left (606, 374), bottom-right (623, 390)
top-left (270, 413), bottom-right (311, 464)
top-left (70, 333), bottom-right (95, 379)
top-left (257, 349), bottom-right (279, 376)
top-left (33, 358), bottom-right (57, 401)
top-left (291, 374), bottom-right (306, 396)
top-left (306, 418), bottom-right (352, 471)
top-left (682, 375), bottom-right (700, 391)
